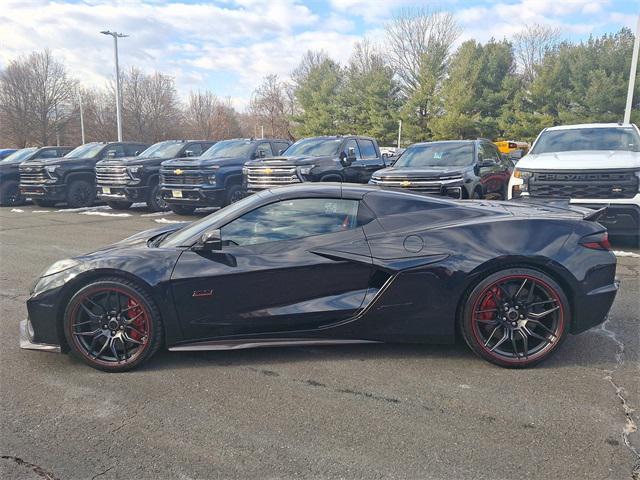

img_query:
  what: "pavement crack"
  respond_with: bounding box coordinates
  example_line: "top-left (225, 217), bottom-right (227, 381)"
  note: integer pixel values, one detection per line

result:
top-left (594, 317), bottom-right (640, 478)
top-left (91, 465), bottom-right (114, 480)
top-left (0, 455), bottom-right (60, 480)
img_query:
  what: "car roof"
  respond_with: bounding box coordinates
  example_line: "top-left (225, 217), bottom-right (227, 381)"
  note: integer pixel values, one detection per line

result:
top-left (545, 123), bottom-right (634, 131)
top-left (410, 140), bottom-right (476, 147)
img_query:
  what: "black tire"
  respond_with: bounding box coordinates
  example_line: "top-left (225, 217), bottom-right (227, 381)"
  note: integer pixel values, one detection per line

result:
top-left (224, 184), bottom-right (244, 206)
top-left (33, 199), bottom-right (57, 208)
top-left (169, 204), bottom-right (196, 215)
top-left (0, 180), bottom-right (25, 206)
top-left (66, 179), bottom-right (95, 208)
top-left (459, 267), bottom-right (570, 368)
top-left (471, 189), bottom-right (482, 199)
top-left (146, 183), bottom-right (168, 212)
top-left (63, 277), bottom-right (163, 372)
top-left (107, 201), bottom-right (133, 211)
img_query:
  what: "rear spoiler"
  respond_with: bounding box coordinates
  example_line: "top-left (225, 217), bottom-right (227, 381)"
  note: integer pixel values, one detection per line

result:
top-left (509, 197), bottom-right (608, 221)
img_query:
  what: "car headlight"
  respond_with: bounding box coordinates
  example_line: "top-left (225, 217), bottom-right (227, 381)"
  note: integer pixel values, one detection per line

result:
top-left (127, 165), bottom-right (143, 176)
top-left (242, 166), bottom-right (249, 175)
top-left (41, 258), bottom-right (80, 277)
top-left (208, 174), bottom-right (217, 185)
top-left (512, 169), bottom-right (533, 193)
top-left (298, 166), bottom-right (312, 176)
top-left (44, 165), bottom-right (59, 179)
top-left (370, 176), bottom-right (380, 184)
top-left (635, 171), bottom-right (640, 192)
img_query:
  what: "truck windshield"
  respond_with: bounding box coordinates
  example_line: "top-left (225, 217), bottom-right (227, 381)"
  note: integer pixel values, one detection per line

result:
top-left (65, 143), bottom-right (104, 159)
top-left (394, 142), bottom-right (474, 167)
top-left (201, 140), bottom-right (253, 159)
top-left (0, 147), bottom-right (36, 163)
top-left (283, 138), bottom-right (342, 157)
top-left (138, 141), bottom-right (184, 159)
top-left (531, 127), bottom-right (640, 154)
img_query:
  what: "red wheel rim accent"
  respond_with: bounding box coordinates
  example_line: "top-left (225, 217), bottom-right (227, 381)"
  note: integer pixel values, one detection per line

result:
top-left (68, 286), bottom-right (151, 367)
top-left (470, 275), bottom-right (565, 364)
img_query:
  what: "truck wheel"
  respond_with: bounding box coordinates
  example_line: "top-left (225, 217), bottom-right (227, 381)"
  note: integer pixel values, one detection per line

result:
top-left (107, 201), bottom-right (132, 211)
top-left (33, 199), bottom-right (57, 208)
top-left (0, 180), bottom-right (25, 206)
top-left (67, 179), bottom-right (95, 208)
top-left (147, 183), bottom-right (168, 212)
top-left (225, 184), bottom-right (244, 206)
top-left (169, 204), bottom-right (196, 215)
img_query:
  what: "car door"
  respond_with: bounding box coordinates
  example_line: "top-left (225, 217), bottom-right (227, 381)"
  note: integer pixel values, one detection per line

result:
top-left (341, 139), bottom-right (365, 183)
top-left (477, 142), bottom-right (504, 197)
top-left (170, 196), bottom-right (373, 341)
top-left (357, 139), bottom-right (385, 180)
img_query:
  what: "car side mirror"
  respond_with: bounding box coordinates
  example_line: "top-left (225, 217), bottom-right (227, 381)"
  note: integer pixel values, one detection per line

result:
top-left (134, 150), bottom-right (142, 156)
top-left (258, 150), bottom-right (267, 158)
top-left (185, 150), bottom-right (195, 157)
top-left (278, 149), bottom-right (286, 155)
top-left (194, 229), bottom-right (222, 251)
top-left (107, 151), bottom-right (116, 158)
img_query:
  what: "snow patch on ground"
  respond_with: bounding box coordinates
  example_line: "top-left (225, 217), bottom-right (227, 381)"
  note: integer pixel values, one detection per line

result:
top-left (154, 218), bottom-right (183, 224)
top-left (32, 210), bottom-right (51, 213)
top-left (10, 209), bottom-right (24, 213)
top-left (141, 211), bottom-right (173, 217)
top-left (56, 206), bottom-right (110, 212)
top-left (614, 250), bottom-right (640, 258)
top-left (79, 211), bottom-right (131, 217)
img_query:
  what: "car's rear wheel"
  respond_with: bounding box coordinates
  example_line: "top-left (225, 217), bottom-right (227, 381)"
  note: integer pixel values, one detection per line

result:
top-left (66, 179), bottom-right (95, 208)
top-left (147, 183), bottom-right (168, 212)
top-left (107, 201), bottom-right (132, 210)
top-left (63, 278), bottom-right (163, 372)
top-left (169, 204), bottom-right (196, 215)
top-left (0, 180), bottom-right (25, 206)
top-left (459, 268), bottom-right (569, 368)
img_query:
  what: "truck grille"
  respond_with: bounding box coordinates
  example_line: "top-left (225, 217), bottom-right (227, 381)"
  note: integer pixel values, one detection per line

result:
top-left (529, 170), bottom-right (638, 199)
top-left (371, 175), bottom-right (463, 195)
top-left (160, 167), bottom-right (204, 186)
top-left (245, 165), bottom-right (300, 190)
top-left (19, 165), bottom-right (47, 185)
top-left (96, 166), bottom-right (129, 186)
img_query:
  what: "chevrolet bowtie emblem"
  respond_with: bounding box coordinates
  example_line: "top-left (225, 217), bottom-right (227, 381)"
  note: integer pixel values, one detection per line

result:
top-left (264, 168), bottom-right (273, 174)
top-left (611, 187), bottom-right (623, 193)
top-left (400, 180), bottom-right (411, 187)
top-left (174, 169), bottom-right (183, 175)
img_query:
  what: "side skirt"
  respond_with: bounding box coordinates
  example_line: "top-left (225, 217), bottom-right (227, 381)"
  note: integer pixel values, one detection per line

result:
top-left (168, 338), bottom-right (380, 352)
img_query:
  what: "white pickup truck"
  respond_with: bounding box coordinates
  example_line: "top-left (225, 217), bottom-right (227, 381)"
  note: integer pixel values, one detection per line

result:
top-left (508, 123), bottom-right (640, 240)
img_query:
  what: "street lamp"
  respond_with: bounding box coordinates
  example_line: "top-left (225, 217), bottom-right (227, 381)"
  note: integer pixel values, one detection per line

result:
top-left (100, 30), bottom-right (128, 141)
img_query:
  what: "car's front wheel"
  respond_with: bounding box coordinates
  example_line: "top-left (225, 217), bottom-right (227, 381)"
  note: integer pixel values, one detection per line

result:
top-left (63, 278), bottom-right (163, 372)
top-left (66, 179), bottom-right (95, 208)
top-left (147, 183), bottom-right (168, 212)
top-left (459, 268), bottom-right (569, 368)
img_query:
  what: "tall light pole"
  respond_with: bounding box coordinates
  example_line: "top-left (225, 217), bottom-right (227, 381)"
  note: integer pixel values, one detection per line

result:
top-left (77, 88), bottom-right (85, 144)
top-left (624, 16), bottom-right (640, 124)
top-left (397, 120), bottom-right (402, 149)
top-left (100, 30), bottom-right (128, 141)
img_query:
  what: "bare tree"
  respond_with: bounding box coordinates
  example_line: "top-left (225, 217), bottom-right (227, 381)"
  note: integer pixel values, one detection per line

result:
top-left (384, 9), bottom-right (460, 97)
top-left (513, 24), bottom-right (562, 83)
top-left (0, 59), bottom-right (33, 147)
top-left (184, 90), bottom-right (219, 139)
top-left (291, 50), bottom-right (331, 87)
top-left (248, 75), bottom-right (293, 139)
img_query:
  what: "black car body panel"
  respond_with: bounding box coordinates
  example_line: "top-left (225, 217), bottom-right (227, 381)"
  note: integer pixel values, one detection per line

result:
top-left (160, 139), bottom-right (290, 208)
top-left (1, 146), bottom-right (73, 186)
top-left (19, 142), bottom-right (148, 204)
top-left (370, 140), bottom-right (511, 199)
top-left (243, 136), bottom-right (386, 191)
top-left (95, 140), bottom-right (215, 204)
top-left (25, 184), bottom-right (617, 359)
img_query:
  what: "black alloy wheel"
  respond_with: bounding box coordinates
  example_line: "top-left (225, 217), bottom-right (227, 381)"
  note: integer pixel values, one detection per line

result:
top-left (63, 278), bottom-right (163, 372)
top-left (460, 268), bottom-right (569, 368)
top-left (0, 180), bottom-right (25, 206)
top-left (66, 179), bottom-right (95, 208)
top-left (225, 184), bottom-right (244, 206)
top-left (147, 183), bottom-right (168, 212)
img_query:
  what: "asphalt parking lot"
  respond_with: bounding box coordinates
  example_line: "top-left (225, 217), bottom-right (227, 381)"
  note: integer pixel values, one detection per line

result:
top-left (0, 204), bottom-right (638, 480)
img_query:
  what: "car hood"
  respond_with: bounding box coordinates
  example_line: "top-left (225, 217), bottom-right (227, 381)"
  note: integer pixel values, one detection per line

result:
top-left (21, 156), bottom-right (94, 167)
top-left (97, 156), bottom-right (163, 166)
top-left (246, 155), bottom-right (335, 167)
top-left (163, 155), bottom-right (247, 168)
top-left (517, 150), bottom-right (640, 170)
top-left (373, 166), bottom-right (470, 178)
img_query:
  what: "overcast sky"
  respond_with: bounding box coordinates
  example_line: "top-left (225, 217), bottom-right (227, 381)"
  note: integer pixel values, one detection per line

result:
top-left (0, 0), bottom-right (637, 110)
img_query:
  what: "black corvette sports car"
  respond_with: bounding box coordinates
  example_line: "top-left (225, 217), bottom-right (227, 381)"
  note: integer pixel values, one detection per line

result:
top-left (21, 184), bottom-right (618, 371)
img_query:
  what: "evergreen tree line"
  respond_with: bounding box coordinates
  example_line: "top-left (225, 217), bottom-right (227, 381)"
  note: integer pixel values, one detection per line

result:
top-left (0, 9), bottom-right (638, 149)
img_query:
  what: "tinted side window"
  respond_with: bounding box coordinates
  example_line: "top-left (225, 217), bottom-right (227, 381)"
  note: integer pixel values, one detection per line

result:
top-left (221, 198), bottom-right (360, 246)
top-left (255, 142), bottom-right (273, 158)
top-left (124, 144), bottom-right (143, 156)
top-left (342, 139), bottom-right (362, 159)
top-left (273, 142), bottom-right (290, 155)
top-left (104, 145), bottom-right (126, 158)
top-left (478, 143), bottom-right (499, 163)
top-left (357, 139), bottom-right (378, 159)
top-left (185, 143), bottom-right (204, 157)
top-left (36, 149), bottom-right (59, 159)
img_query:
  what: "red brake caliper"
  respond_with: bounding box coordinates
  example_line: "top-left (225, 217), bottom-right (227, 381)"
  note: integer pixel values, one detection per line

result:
top-left (126, 298), bottom-right (145, 341)
top-left (479, 287), bottom-right (501, 324)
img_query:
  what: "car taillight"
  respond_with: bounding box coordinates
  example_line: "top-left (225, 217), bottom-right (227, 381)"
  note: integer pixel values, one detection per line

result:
top-left (508, 142), bottom-right (517, 149)
top-left (580, 232), bottom-right (611, 251)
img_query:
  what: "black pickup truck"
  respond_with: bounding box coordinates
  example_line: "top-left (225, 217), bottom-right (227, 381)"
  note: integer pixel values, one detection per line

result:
top-left (0, 146), bottom-right (74, 206)
top-left (96, 140), bottom-right (215, 211)
top-left (243, 135), bottom-right (386, 192)
top-left (20, 142), bottom-right (148, 208)
top-left (160, 138), bottom-right (291, 215)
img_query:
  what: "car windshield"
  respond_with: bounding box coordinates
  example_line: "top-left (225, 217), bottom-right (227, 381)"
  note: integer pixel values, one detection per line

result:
top-left (282, 138), bottom-right (342, 157)
top-left (531, 127), bottom-right (640, 154)
top-left (139, 141), bottom-right (184, 159)
top-left (394, 142), bottom-right (474, 167)
top-left (201, 140), bottom-right (253, 159)
top-left (160, 194), bottom-right (263, 247)
top-left (0, 147), bottom-right (37, 163)
top-left (65, 143), bottom-right (104, 159)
